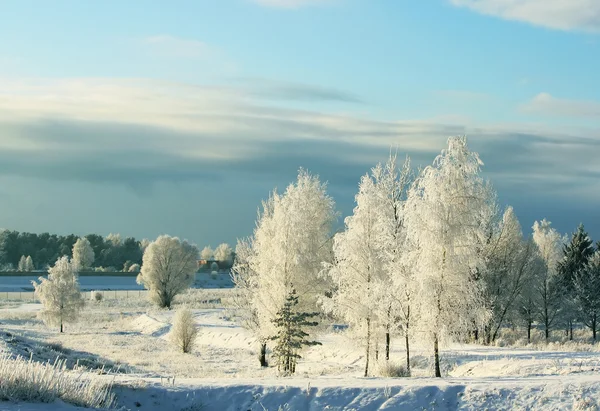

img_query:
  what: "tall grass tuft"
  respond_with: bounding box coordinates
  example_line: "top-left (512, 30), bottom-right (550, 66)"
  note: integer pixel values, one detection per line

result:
top-left (0, 353), bottom-right (116, 408)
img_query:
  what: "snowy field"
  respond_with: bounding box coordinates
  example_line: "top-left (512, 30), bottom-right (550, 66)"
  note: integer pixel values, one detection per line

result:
top-left (0, 289), bottom-right (599, 410)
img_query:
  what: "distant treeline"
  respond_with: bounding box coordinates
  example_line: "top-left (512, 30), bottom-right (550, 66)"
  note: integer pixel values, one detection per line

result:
top-left (0, 230), bottom-right (144, 271)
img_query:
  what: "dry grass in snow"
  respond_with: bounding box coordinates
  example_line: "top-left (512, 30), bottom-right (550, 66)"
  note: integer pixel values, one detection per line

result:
top-left (0, 353), bottom-right (115, 408)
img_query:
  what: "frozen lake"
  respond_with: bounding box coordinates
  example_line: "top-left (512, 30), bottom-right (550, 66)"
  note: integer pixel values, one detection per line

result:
top-left (0, 272), bottom-right (233, 292)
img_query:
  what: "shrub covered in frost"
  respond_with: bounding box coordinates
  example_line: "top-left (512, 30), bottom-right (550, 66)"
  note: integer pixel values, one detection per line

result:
top-left (91, 291), bottom-right (103, 302)
top-left (377, 361), bottom-right (410, 378)
top-left (170, 307), bottom-right (198, 353)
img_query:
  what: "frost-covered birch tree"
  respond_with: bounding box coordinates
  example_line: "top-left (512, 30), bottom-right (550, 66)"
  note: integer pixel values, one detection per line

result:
top-left (532, 219), bottom-right (564, 341)
top-left (200, 246), bottom-right (214, 260)
top-left (18, 255), bottom-right (27, 272)
top-left (324, 154), bottom-right (413, 376)
top-left (25, 255), bottom-right (35, 271)
top-left (230, 237), bottom-right (269, 366)
top-left (72, 237), bottom-right (95, 271)
top-left (516, 243), bottom-right (544, 343)
top-left (214, 243), bottom-right (233, 264)
top-left (140, 239), bottom-right (151, 254)
top-left (106, 233), bottom-right (122, 247)
top-left (374, 154), bottom-right (414, 370)
top-left (323, 173), bottom-right (386, 377)
top-left (137, 235), bottom-right (199, 309)
top-left (482, 207), bottom-right (538, 344)
top-left (32, 256), bottom-right (84, 333)
top-left (18, 255), bottom-right (36, 272)
top-left (404, 136), bottom-right (492, 377)
top-left (247, 169), bottom-right (337, 369)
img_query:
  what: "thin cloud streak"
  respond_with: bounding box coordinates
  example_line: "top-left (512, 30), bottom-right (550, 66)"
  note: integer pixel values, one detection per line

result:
top-left (142, 35), bottom-right (214, 59)
top-left (449, 0), bottom-right (600, 32)
top-left (521, 93), bottom-right (600, 118)
top-left (237, 78), bottom-right (365, 104)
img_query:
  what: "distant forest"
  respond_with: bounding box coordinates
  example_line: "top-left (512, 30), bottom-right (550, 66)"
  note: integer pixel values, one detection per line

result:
top-left (0, 230), bottom-right (144, 271)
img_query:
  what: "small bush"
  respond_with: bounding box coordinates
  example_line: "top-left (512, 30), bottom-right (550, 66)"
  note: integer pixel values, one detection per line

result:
top-left (377, 361), bottom-right (410, 378)
top-left (0, 354), bottom-right (115, 408)
top-left (494, 338), bottom-right (507, 347)
top-left (170, 307), bottom-right (199, 354)
top-left (91, 291), bottom-right (103, 302)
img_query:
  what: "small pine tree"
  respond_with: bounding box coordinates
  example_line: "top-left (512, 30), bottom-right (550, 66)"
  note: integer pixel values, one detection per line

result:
top-left (32, 256), bottom-right (85, 333)
top-left (270, 289), bottom-right (322, 375)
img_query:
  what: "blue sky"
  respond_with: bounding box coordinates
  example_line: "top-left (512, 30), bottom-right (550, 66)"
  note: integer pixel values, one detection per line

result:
top-left (0, 0), bottom-right (599, 246)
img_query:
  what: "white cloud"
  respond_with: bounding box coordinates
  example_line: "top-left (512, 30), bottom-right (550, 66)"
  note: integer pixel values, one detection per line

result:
top-left (142, 35), bottom-right (214, 59)
top-left (521, 93), bottom-right (600, 118)
top-left (238, 78), bottom-right (364, 103)
top-left (449, 0), bottom-right (600, 32)
top-left (0, 77), bottom-right (449, 154)
top-left (1, 77), bottom-right (600, 205)
top-left (252, 0), bottom-right (331, 9)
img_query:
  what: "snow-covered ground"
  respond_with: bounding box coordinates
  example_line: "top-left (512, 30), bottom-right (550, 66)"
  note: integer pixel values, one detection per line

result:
top-left (1, 290), bottom-right (599, 410)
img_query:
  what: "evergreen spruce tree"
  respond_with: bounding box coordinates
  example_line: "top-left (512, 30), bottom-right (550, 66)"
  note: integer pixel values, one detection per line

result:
top-left (558, 224), bottom-right (594, 287)
top-left (573, 251), bottom-right (600, 340)
top-left (270, 289), bottom-right (322, 375)
top-left (557, 224), bottom-right (594, 340)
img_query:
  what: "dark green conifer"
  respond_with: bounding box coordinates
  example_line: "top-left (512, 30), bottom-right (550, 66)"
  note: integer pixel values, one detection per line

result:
top-left (270, 288), bottom-right (322, 374)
